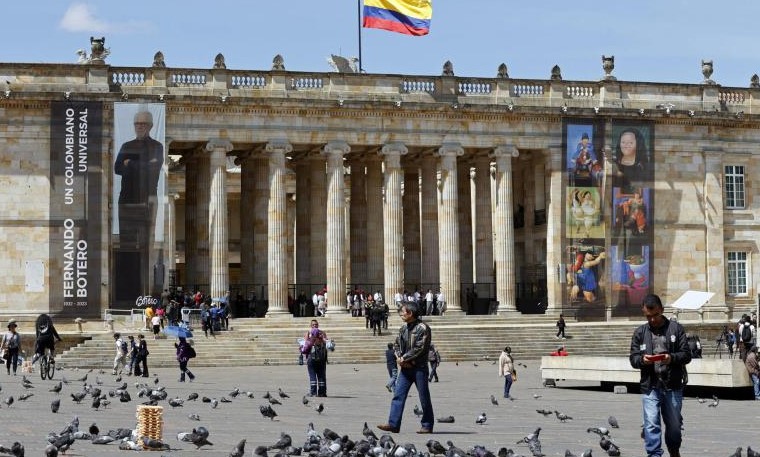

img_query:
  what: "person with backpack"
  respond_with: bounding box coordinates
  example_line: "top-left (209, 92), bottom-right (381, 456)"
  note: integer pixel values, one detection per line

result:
top-left (112, 333), bottom-right (128, 375)
top-left (135, 334), bottom-right (150, 378)
top-left (738, 316), bottom-right (755, 361)
top-left (1, 320), bottom-right (21, 376)
top-left (744, 344), bottom-right (760, 400)
top-left (629, 294), bottom-right (691, 457)
top-left (175, 337), bottom-right (196, 382)
top-left (302, 319), bottom-right (328, 397)
top-left (427, 344), bottom-right (441, 382)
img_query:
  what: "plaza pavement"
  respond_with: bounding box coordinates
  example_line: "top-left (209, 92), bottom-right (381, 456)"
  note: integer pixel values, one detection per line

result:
top-left (1, 358), bottom-right (755, 456)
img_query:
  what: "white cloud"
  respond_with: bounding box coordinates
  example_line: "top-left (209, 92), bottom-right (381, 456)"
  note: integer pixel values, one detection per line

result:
top-left (59, 2), bottom-right (152, 34)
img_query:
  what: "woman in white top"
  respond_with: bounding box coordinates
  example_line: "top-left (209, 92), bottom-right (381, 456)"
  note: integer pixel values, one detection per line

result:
top-left (1, 320), bottom-right (21, 376)
top-left (498, 346), bottom-right (515, 399)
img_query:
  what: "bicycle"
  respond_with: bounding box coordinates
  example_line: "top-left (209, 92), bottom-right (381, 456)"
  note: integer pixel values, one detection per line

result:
top-left (39, 348), bottom-right (55, 380)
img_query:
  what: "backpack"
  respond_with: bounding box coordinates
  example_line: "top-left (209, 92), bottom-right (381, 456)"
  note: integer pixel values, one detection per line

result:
top-left (741, 324), bottom-right (753, 343)
top-left (310, 341), bottom-right (327, 363)
top-left (120, 340), bottom-right (128, 354)
top-left (186, 345), bottom-right (197, 359)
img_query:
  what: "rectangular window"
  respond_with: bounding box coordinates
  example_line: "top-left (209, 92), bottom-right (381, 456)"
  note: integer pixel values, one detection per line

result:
top-left (725, 165), bottom-right (745, 209)
top-left (727, 251), bottom-right (748, 295)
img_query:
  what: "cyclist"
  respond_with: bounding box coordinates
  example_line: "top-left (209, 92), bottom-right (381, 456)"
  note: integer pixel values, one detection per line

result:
top-left (31, 313), bottom-right (62, 364)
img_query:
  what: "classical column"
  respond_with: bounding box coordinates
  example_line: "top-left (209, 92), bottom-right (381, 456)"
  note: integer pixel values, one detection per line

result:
top-left (309, 155), bottom-right (327, 286)
top-left (403, 164), bottom-right (421, 289)
top-left (166, 193), bottom-right (179, 288)
top-left (704, 150), bottom-right (727, 316)
top-left (458, 159), bottom-right (473, 288)
top-left (349, 159), bottom-right (368, 288)
top-left (365, 157), bottom-right (384, 289)
top-left (193, 149), bottom-right (211, 290)
top-left (239, 152), bottom-right (255, 288)
top-left (287, 193), bottom-right (296, 289)
top-left (420, 155), bottom-right (439, 287)
top-left (491, 145), bottom-right (519, 313)
top-left (323, 141), bottom-right (350, 311)
top-left (266, 139), bottom-right (293, 314)
top-left (295, 159), bottom-right (311, 289)
top-left (437, 143), bottom-right (464, 312)
top-left (253, 154), bottom-right (269, 288)
top-left (382, 142), bottom-right (407, 304)
top-left (544, 147), bottom-right (563, 314)
top-left (183, 153), bottom-right (199, 288)
top-left (206, 138), bottom-right (233, 300)
top-left (473, 157), bottom-right (494, 286)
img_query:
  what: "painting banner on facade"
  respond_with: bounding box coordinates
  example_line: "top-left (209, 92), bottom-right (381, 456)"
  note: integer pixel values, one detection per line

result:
top-left (49, 101), bottom-right (103, 316)
top-left (112, 103), bottom-right (167, 307)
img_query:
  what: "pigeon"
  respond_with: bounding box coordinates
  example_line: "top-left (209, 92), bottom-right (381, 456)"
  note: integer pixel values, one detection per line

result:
top-left (89, 423), bottom-right (99, 436)
top-left (50, 382), bottom-right (63, 394)
top-left (202, 396), bottom-right (212, 403)
top-left (91, 396), bottom-right (101, 410)
top-left (363, 422), bottom-right (378, 440)
top-left (436, 415), bottom-right (455, 423)
top-left (517, 427), bottom-right (541, 445)
top-left (18, 392), bottom-right (33, 401)
top-left (697, 397), bottom-right (706, 404)
top-left (708, 395), bottom-right (719, 407)
top-left (118, 391), bottom-right (131, 402)
top-left (605, 442), bottom-right (620, 456)
top-left (413, 404), bottom-right (423, 417)
top-left (315, 402), bottom-right (324, 414)
top-left (587, 427), bottom-right (610, 437)
top-left (278, 387), bottom-right (290, 398)
top-left (598, 436), bottom-right (612, 451)
top-left (263, 391), bottom-right (272, 399)
top-left (536, 409), bottom-right (553, 416)
top-left (51, 399), bottom-right (61, 413)
top-left (142, 437), bottom-right (170, 451)
top-left (268, 432), bottom-right (292, 450)
top-left (177, 427), bottom-right (213, 449)
top-left (44, 444), bottom-right (58, 457)
top-left (728, 448), bottom-right (742, 457)
top-left (268, 396), bottom-right (282, 405)
top-left (259, 404), bottom-right (277, 420)
top-left (92, 435), bottom-right (115, 444)
top-left (154, 376), bottom-right (160, 385)
top-left (533, 394), bottom-right (543, 399)
top-left (748, 446), bottom-right (760, 457)
top-left (302, 395), bottom-right (309, 406)
top-left (169, 398), bottom-right (184, 407)
top-left (476, 412), bottom-right (487, 425)
top-left (447, 440), bottom-right (467, 457)
top-left (211, 398), bottom-right (219, 409)
top-left (220, 396), bottom-right (232, 403)
top-left (95, 376), bottom-right (103, 385)
top-left (229, 388), bottom-right (240, 398)
top-left (253, 445), bottom-right (269, 457)
top-left (554, 410), bottom-right (573, 422)
top-left (229, 438), bottom-right (246, 457)
top-left (4, 396), bottom-right (13, 407)
top-left (490, 395), bottom-right (499, 406)
top-left (608, 416), bottom-right (619, 428)
top-left (188, 392), bottom-right (199, 401)
top-left (323, 428), bottom-right (340, 441)
top-left (246, 391), bottom-right (255, 398)
top-left (70, 392), bottom-right (86, 403)
top-left (426, 440), bottom-right (447, 455)
top-left (188, 413), bottom-right (201, 421)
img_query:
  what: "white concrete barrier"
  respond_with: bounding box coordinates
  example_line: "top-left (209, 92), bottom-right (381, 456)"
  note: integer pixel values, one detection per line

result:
top-left (540, 356), bottom-right (751, 388)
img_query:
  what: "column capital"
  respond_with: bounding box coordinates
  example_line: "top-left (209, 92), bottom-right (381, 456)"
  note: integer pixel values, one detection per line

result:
top-left (381, 142), bottom-right (408, 168)
top-left (490, 145), bottom-right (519, 159)
top-left (265, 138), bottom-right (293, 154)
top-left (322, 140), bottom-right (351, 156)
top-left (205, 138), bottom-right (233, 153)
top-left (437, 142), bottom-right (465, 158)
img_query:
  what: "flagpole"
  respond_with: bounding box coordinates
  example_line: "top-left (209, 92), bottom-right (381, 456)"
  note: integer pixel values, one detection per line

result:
top-left (357, 0), bottom-right (363, 72)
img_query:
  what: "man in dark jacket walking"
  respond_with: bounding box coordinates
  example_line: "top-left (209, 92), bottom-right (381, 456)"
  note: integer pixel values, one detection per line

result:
top-left (629, 294), bottom-right (691, 457)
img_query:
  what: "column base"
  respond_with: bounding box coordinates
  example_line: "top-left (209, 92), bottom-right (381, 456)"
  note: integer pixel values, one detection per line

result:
top-left (265, 309), bottom-right (294, 318)
top-left (496, 308), bottom-right (520, 317)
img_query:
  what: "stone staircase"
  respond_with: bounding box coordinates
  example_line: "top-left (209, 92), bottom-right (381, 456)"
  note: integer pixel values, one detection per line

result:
top-left (55, 313), bottom-right (727, 369)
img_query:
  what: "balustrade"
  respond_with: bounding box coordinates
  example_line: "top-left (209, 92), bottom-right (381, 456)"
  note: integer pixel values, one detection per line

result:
top-left (231, 74), bottom-right (266, 88)
top-left (290, 77), bottom-right (323, 89)
top-left (170, 72), bottom-right (208, 86)
top-left (458, 81), bottom-right (492, 95)
top-left (401, 80), bottom-right (436, 93)
top-left (512, 83), bottom-right (545, 97)
top-left (111, 71), bottom-right (145, 86)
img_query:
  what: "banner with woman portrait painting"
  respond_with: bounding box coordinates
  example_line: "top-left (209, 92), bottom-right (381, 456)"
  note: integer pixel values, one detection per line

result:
top-left (609, 122), bottom-right (654, 316)
top-left (562, 120), bottom-right (654, 318)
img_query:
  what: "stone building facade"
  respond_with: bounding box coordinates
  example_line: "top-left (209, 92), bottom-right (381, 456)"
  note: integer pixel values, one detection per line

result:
top-left (0, 55), bottom-right (758, 321)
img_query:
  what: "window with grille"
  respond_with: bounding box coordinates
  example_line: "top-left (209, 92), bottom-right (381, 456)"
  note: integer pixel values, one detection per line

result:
top-left (726, 251), bottom-right (748, 295)
top-left (724, 165), bottom-right (745, 209)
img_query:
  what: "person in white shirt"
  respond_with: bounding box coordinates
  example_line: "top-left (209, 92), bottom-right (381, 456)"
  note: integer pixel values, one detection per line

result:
top-left (374, 291), bottom-right (383, 303)
top-left (424, 289), bottom-right (434, 316)
top-left (436, 291), bottom-right (446, 316)
top-left (394, 291), bottom-right (404, 309)
top-left (112, 333), bottom-right (127, 375)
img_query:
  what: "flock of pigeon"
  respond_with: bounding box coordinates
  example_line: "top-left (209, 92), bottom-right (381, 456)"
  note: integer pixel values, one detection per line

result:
top-left (0, 361), bottom-right (754, 456)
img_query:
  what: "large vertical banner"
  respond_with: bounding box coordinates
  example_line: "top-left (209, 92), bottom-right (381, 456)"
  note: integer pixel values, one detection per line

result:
top-left (609, 122), bottom-right (654, 316)
top-left (49, 101), bottom-right (103, 317)
top-left (562, 121), bottom-right (607, 319)
top-left (112, 103), bottom-right (167, 307)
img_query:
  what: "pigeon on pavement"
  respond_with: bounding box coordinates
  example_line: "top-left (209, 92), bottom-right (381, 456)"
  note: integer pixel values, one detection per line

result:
top-left (436, 415), bottom-right (455, 423)
top-left (259, 404), bottom-right (277, 420)
top-left (51, 399), bottom-right (61, 413)
top-left (476, 412), bottom-right (487, 425)
top-left (607, 416), bottom-right (619, 428)
top-left (426, 439), bottom-right (447, 455)
top-left (229, 438), bottom-right (246, 457)
top-left (554, 410), bottom-right (573, 422)
top-left (490, 395), bottom-right (499, 406)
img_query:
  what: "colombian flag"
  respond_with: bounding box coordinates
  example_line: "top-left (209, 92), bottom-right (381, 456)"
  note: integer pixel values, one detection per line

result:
top-left (363, 0), bottom-right (432, 36)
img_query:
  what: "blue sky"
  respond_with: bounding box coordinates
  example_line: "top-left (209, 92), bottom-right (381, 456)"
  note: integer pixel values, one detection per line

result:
top-left (4, 1), bottom-right (760, 87)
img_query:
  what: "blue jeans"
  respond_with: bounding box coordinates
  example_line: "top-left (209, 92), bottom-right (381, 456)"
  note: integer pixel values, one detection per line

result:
top-left (387, 364), bottom-right (434, 431)
top-left (642, 388), bottom-right (683, 456)
top-left (503, 373), bottom-right (513, 398)
top-left (751, 373), bottom-right (760, 399)
top-left (387, 367), bottom-right (398, 390)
